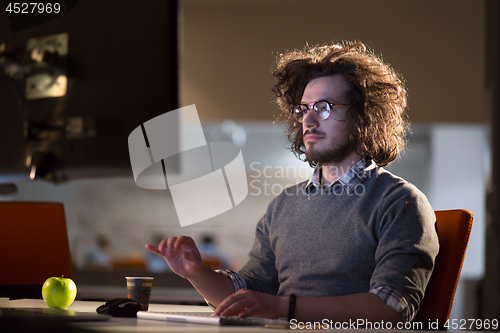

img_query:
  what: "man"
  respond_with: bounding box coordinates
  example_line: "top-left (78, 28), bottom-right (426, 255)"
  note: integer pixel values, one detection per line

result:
top-left (146, 41), bottom-right (439, 324)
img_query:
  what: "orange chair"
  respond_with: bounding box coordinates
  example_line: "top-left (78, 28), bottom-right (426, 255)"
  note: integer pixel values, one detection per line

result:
top-left (0, 201), bottom-right (72, 299)
top-left (414, 209), bottom-right (474, 328)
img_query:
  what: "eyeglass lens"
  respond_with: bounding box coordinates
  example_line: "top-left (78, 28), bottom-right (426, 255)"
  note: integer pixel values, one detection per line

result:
top-left (293, 101), bottom-right (331, 123)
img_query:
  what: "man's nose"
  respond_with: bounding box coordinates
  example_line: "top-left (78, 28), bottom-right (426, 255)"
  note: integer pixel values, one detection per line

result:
top-left (302, 109), bottom-right (320, 128)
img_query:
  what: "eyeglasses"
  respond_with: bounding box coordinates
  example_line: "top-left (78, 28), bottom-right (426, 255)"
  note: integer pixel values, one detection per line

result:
top-left (292, 100), bottom-right (349, 123)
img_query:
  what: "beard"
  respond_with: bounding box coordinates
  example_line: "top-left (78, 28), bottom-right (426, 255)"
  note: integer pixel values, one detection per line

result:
top-left (304, 130), bottom-right (358, 165)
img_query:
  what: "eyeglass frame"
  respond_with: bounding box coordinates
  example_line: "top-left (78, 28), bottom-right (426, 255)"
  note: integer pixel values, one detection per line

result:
top-left (291, 100), bottom-right (350, 123)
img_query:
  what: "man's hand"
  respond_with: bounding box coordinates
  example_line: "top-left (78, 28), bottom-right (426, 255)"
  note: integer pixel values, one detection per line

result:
top-left (213, 289), bottom-right (288, 319)
top-left (146, 236), bottom-right (204, 279)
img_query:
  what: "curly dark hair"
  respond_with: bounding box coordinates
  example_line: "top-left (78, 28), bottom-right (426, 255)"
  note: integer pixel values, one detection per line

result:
top-left (272, 41), bottom-right (409, 167)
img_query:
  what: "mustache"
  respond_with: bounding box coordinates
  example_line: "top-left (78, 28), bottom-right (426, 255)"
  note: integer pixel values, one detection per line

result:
top-left (304, 129), bottom-right (325, 136)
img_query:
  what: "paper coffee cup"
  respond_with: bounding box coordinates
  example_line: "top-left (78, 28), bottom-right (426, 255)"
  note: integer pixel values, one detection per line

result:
top-left (126, 276), bottom-right (154, 311)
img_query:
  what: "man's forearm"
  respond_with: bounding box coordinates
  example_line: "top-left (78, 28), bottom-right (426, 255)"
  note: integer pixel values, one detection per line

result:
top-left (187, 265), bottom-right (236, 307)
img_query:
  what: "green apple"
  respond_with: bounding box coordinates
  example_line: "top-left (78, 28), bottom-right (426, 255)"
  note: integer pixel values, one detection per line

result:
top-left (42, 276), bottom-right (77, 309)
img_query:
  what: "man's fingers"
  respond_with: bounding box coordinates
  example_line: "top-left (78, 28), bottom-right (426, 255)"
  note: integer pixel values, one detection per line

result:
top-left (238, 302), bottom-right (262, 318)
top-left (161, 237), bottom-right (185, 256)
top-left (166, 237), bottom-right (176, 250)
top-left (213, 295), bottom-right (233, 316)
top-left (145, 244), bottom-right (160, 255)
top-left (160, 238), bottom-right (173, 252)
top-left (146, 236), bottom-right (199, 264)
top-left (214, 291), bottom-right (250, 317)
top-left (174, 236), bottom-right (194, 250)
top-left (217, 298), bottom-right (249, 317)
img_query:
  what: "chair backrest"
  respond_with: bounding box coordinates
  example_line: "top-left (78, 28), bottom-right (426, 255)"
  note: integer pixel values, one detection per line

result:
top-left (0, 202), bottom-right (72, 298)
top-left (414, 209), bottom-right (474, 325)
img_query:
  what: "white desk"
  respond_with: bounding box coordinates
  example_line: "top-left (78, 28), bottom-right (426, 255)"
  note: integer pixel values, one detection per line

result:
top-left (0, 299), bottom-right (296, 332)
top-left (2, 299), bottom-right (469, 333)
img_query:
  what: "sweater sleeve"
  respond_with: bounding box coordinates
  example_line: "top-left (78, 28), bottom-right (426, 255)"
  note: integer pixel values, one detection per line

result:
top-left (370, 183), bottom-right (439, 321)
top-left (237, 206), bottom-right (280, 295)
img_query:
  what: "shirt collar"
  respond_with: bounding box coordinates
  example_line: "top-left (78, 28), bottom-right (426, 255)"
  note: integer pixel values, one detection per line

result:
top-left (305, 158), bottom-right (375, 195)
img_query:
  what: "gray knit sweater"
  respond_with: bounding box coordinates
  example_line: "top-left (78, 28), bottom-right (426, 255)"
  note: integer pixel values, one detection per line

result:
top-left (238, 165), bottom-right (439, 314)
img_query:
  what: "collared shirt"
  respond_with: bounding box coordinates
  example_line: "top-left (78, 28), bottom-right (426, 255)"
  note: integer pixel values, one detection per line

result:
top-left (213, 159), bottom-right (415, 322)
top-left (305, 158), bottom-right (375, 195)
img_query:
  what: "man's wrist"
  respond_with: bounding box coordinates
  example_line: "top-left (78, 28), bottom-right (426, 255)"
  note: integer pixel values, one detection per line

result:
top-left (186, 264), bottom-right (217, 285)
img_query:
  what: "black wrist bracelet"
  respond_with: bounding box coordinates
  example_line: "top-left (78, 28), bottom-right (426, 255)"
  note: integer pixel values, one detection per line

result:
top-left (287, 293), bottom-right (296, 322)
